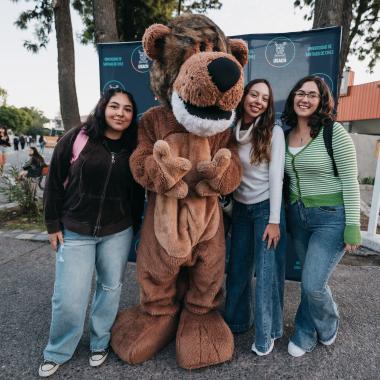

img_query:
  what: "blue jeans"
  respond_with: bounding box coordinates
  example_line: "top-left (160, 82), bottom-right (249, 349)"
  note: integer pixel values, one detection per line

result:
top-left (287, 201), bottom-right (345, 352)
top-left (43, 227), bottom-right (133, 364)
top-left (225, 199), bottom-right (286, 352)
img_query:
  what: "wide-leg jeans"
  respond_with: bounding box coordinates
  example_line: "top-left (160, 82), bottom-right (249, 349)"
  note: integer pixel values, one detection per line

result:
top-left (288, 201), bottom-right (345, 352)
top-left (225, 199), bottom-right (286, 353)
top-left (43, 227), bottom-right (133, 364)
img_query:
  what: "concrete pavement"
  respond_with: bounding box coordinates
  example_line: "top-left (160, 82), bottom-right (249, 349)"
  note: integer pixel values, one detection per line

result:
top-left (0, 236), bottom-right (379, 380)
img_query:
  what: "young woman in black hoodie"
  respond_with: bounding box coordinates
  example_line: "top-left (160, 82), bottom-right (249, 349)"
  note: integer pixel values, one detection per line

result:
top-left (39, 88), bottom-right (145, 377)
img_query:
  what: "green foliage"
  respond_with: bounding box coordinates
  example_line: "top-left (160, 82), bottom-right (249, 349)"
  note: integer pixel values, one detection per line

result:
top-left (0, 104), bottom-right (48, 135)
top-left (20, 107), bottom-right (49, 136)
top-left (0, 86), bottom-right (8, 105)
top-left (72, 0), bottom-right (223, 44)
top-left (294, 0), bottom-right (380, 72)
top-left (359, 176), bottom-right (375, 185)
top-left (11, 0), bottom-right (54, 52)
top-left (0, 166), bottom-right (41, 217)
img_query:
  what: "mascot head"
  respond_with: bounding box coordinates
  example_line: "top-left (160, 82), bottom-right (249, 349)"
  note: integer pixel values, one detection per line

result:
top-left (142, 14), bottom-right (248, 137)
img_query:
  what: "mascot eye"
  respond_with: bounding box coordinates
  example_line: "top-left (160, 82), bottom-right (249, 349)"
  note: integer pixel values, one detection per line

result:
top-left (213, 46), bottom-right (220, 52)
top-left (200, 42), bottom-right (206, 52)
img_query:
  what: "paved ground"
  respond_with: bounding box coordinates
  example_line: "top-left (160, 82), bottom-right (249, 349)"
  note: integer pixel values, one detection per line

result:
top-left (0, 236), bottom-right (379, 380)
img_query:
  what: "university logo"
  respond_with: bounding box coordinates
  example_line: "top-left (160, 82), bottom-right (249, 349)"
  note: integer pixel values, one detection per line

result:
top-left (102, 80), bottom-right (126, 92)
top-left (131, 46), bottom-right (151, 73)
top-left (265, 37), bottom-right (295, 68)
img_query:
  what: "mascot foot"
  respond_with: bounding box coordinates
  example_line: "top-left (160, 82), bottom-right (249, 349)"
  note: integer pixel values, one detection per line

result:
top-left (111, 305), bottom-right (179, 364)
top-left (176, 308), bottom-right (234, 369)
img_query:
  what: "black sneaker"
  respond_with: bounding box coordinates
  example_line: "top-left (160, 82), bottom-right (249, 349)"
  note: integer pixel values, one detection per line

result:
top-left (38, 360), bottom-right (60, 377)
top-left (89, 349), bottom-right (109, 367)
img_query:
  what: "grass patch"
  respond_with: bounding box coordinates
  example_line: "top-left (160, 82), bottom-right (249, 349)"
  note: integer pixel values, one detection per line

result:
top-left (0, 208), bottom-right (45, 231)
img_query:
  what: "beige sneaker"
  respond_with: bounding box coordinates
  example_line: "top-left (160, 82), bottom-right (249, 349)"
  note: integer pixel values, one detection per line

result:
top-left (38, 360), bottom-right (60, 377)
top-left (89, 349), bottom-right (109, 367)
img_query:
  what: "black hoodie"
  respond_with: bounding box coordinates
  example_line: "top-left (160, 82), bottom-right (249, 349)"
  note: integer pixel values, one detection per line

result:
top-left (43, 127), bottom-right (145, 237)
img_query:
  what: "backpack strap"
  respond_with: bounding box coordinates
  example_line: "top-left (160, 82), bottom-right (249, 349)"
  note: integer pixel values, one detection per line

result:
top-left (63, 128), bottom-right (89, 189)
top-left (322, 120), bottom-right (338, 177)
top-left (70, 128), bottom-right (89, 164)
top-left (282, 126), bottom-right (291, 204)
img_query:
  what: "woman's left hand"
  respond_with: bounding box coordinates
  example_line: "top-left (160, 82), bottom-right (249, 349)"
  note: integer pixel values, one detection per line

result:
top-left (344, 244), bottom-right (359, 253)
top-left (262, 223), bottom-right (280, 249)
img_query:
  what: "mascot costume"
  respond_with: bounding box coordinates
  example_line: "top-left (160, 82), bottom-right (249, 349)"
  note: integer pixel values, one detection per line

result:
top-left (112, 14), bottom-right (248, 369)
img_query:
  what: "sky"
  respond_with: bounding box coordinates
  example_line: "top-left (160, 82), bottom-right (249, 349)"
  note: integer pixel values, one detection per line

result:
top-left (0, 0), bottom-right (379, 119)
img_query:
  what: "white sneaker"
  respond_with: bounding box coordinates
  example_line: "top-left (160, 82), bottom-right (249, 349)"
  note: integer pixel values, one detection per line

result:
top-left (38, 361), bottom-right (60, 377)
top-left (89, 349), bottom-right (109, 367)
top-left (319, 331), bottom-right (337, 346)
top-left (251, 339), bottom-right (274, 356)
top-left (288, 341), bottom-right (306, 357)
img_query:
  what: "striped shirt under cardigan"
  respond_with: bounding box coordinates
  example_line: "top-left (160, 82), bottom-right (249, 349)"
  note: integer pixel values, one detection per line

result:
top-left (285, 122), bottom-right (361, 245)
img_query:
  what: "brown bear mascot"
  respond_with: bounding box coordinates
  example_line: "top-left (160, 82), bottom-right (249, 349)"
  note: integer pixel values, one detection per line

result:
top-left (111, 14), bottom-right (248, 369)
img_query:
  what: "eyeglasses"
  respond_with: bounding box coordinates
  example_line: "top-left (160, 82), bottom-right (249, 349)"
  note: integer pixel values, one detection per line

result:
top-left (294, 91), bottom-right (320, 100)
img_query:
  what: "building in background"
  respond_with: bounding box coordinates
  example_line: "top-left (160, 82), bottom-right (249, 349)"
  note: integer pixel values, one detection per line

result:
top-left (337, 70), bottom-right (380, 135)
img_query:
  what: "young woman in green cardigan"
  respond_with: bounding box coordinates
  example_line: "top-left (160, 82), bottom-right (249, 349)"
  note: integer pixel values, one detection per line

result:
top-left (281, 75), bottom-right (361, 357)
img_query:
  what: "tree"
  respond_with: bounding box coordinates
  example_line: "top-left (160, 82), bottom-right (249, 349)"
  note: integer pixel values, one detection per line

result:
top-left (295, 0), bottom-right (380, 82)
top-left (0, 103), bottom-right (48, 135)
top-left (0, 105), bottom-right (32, 134)
top-left (11, 0), bottom-right (81, 131)
top-left (93, 0), bottom-right (118, 43)
top-left (0, 87), bottom-right (8, 106)
top-left (53, 0), bottom-right (81, 130)
top-left (73, 0), bottom-right (223, 44)
top-left (20, 107), bottom-right (49, 135)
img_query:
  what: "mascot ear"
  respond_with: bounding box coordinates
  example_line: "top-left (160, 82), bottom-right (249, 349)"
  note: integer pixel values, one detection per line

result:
top-left (229, 39), bottom-right (248, 67)
top-left (142, 24), bottom-right (171, 60)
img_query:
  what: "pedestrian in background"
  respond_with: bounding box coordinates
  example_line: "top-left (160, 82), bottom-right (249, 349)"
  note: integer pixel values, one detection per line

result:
top-left (13, 135), bottom-right (19, 151)
top-left (18, 146), bottom-right (47, 179)
top-left (19, 135), bottom-right (26, 150)
top-left (224, 79), bottom-right (286, 356)
top-left (282, 75), bottom-right (361, 357)
top-left (39, 88), bottom-right (145, 377)
top-left (0, 124), bottom-right (11, 175)
top-left (39, 135), bottom-right (46, 153)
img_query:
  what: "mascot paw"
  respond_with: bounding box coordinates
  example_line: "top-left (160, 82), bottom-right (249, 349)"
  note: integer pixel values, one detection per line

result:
top-left (111, 305), bottom-right (179, 365)
top-left (176, 309), bottom-right (234, 369)
top-left (195, 180), bottom-right (220, 197)
top-left (165, 179), bottom-right (189, 198)
top-left (153, 140), bottom-right (192, 173)
top-left (197, 148), bottom-right (231, 179)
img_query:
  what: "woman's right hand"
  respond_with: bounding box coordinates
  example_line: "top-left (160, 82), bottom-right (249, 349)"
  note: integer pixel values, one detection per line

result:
top-left (48, 231), bottom-right (64, 251)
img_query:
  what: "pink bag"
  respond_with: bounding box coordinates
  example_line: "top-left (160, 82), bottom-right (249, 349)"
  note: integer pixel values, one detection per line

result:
top-left (70, 128), bottom-right (89, 164)
top-left (63, 129), bottom-right (89, 188)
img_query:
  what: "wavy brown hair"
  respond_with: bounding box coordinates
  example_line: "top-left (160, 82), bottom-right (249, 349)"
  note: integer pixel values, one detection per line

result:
top-left (281, 75), bottom-right (335, 138)
top-left (236, 79), bottom-right (275, 165)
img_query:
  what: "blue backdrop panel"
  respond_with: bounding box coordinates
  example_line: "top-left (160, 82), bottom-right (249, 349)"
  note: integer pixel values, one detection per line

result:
top-left (98, 27), bottom-right (341, 281)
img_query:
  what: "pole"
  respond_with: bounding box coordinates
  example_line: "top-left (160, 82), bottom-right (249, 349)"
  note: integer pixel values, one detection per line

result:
top-left (367, 152), bottom-right (380, 237)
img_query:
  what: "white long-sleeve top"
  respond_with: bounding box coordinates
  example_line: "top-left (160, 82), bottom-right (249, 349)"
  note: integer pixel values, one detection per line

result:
top-left (233, 120), bottom-right (285, 224)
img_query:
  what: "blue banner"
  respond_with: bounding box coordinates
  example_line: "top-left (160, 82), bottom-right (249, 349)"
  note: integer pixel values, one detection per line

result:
top-left (98, 27), bottom-right (341, 280)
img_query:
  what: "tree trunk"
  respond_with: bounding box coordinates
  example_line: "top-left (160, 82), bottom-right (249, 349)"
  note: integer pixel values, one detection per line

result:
top-left (93, 0), bottom-right (119, 43)
top-left (53, 0), bottom-right (81, 131)
top-left (312, 0), bottom-right (353, 95)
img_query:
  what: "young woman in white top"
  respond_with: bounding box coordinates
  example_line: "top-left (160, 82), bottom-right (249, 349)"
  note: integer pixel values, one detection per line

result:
top-left (224, 79), bottom-right (286, 356)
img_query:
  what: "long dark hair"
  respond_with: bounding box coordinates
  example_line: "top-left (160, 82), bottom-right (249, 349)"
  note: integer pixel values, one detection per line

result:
top-left (30, 146), bottom-right (46, 166)
top-left (236, 79), bottom-right (275, 164)
top-left (0, 124), bottom-right (9, 138)
top-left (84, 88), bottom-right (138, 152)
top-left (281, 75), bottom-right (335, 138)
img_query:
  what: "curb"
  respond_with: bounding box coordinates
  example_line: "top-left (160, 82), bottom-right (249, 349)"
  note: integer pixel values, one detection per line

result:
top-left (0, 228), bottom-right (48, 242)
top-left (361, 231), bottom-right (380, 253)
top-left (0, 202), bottom-right (18, 210)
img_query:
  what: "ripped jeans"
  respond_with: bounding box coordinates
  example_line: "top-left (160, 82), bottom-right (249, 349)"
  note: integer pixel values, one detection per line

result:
top-left (43, 227), bottom-right (133, 364)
